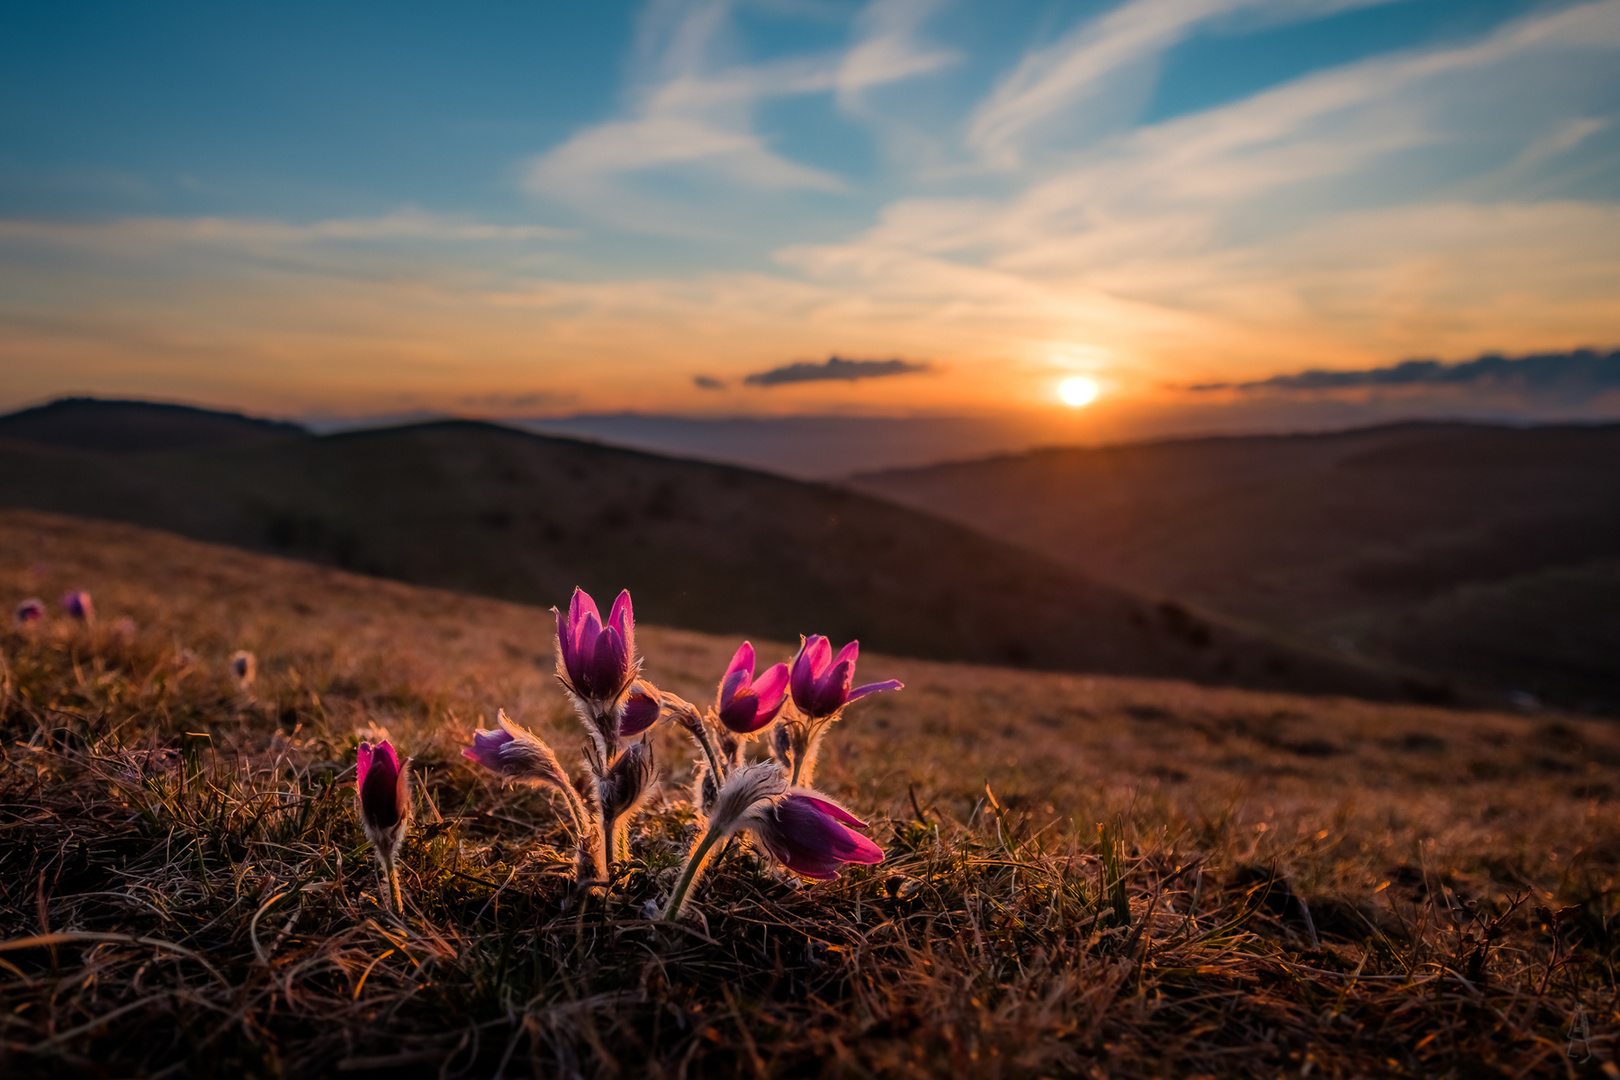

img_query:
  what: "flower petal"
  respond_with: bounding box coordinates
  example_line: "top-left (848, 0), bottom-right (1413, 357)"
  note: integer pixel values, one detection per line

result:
top-left (847, 679), bottom-right (903, 703)
top-left (569, 587), bottom-right (600, 636)
top-left (790, 635), bottom-right (830, 712)
top-left (587, 624), bottom-right (627, 697)
top-left (751, 662), bottom-right (790, 714)
top-left (608, 589), bottom-right (634, 658)
top-left (722, 642), bottom-right (755, 690)
top-left (811, 658), bottom-right (854, 718)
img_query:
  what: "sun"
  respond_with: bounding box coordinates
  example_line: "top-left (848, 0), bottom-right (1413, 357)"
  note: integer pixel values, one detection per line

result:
top-left (1057, 375), bottom-right (1098, 408)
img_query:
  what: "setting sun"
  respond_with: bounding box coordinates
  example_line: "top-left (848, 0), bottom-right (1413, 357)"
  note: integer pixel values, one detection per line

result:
top-left (1058, 375), bottom-right (1098, 408)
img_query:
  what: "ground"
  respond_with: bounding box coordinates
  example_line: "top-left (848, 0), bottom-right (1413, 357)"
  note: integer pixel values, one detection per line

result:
top-left (0, 509), bottom-right (1616, 1077)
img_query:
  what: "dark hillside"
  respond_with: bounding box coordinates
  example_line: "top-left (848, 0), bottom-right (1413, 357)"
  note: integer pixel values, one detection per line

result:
top-left (0, 397), bottom-right (307, 452)
top-left (0, 415), bottom-right (1416, 702)
top-left (855, 422), bottom-right (1620, 711)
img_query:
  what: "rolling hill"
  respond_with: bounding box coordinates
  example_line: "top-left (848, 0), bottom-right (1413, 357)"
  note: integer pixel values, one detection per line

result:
top-left (854, 422), bottom-right (1620, 712)
top-left (0, 399), bottom-right (1414, 702)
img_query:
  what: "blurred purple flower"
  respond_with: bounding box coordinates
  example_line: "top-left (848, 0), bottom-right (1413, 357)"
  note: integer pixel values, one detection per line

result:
top-left (744, 792), bottom-right (884, 880)
top-left (60, 590), bottom-right (94, 623)
top-left (230, 650), bottom-right (256, 687)
top-left (788, 636), bottom-right (902, 720)
top-left (716, 642), bottom-right (790, 734)
top-left (14, 598), bottom-right (44, 625)
top-left (620, 680), bottom-right (663, 737)
top-left (356, 740), bottom-right (410, 857)
top-left (553, 587), bottom-right (636, 704)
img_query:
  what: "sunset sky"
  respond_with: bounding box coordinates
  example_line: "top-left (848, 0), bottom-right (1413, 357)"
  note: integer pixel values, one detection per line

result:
top-left (3, 0), bottom-right (1618, 437)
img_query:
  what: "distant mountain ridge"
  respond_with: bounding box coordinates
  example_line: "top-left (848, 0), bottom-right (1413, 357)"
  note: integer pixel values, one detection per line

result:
top-left (0, 398), bottom-right (307, 453)
top-left (0, 398), bottom-right (1421, 705)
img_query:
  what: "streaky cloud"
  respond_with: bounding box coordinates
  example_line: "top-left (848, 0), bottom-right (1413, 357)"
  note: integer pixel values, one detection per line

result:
top-left (744, 356), bottom-right (931, 387)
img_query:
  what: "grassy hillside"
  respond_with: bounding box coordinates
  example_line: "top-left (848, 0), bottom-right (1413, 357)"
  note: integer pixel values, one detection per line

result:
top-left (0, 511), bottom-right (1615, 1076)
top-left (0, 408), bottom-right (1417, 703)
top-left (855, 422), bottom-right (1620, 712)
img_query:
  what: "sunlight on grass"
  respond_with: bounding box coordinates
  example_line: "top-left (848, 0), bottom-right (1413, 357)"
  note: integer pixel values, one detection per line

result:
top-left (0, 510), bottom-right (1615, 1075)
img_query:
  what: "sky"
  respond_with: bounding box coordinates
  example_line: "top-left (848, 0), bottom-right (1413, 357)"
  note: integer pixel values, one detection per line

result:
top-left (2, 0), bottom-right (1619, 441)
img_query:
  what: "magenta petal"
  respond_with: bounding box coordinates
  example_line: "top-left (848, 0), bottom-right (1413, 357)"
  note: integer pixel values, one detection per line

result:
top-left (620, 691), bottom-right (661, 736)
top-left (798, 794), bottom-right (869, 829)
top-left (847, 678), bottom-right (903, 703)
top-left (587, 625), bottom-right (627, 696)
top-left (571, 611), bottom-right (602, 688)
top-left (718, 688), bottom-right (764, 733)
top-left (359, 741), bottom-right (402, 829)
top-left (764, 795), bottom-right (885, 878)
top-left (719, 668), bottom-right (750, 711)
top-left (569, 588), bottom-right (600, 636)
top-left (608, 589), bottom-right (634, 654)
top-left (722, 642), bottom-right (755, 688)
top-left (356, 741), bottom-right (374, 788)
top-left (832, 639), bottom-right (860, 669)
top-left (811, 659), bottom-right (854, 717)
top-left (751, 663), bottom-right (789, 711)
top-left (790, 636), bottom-right (830, 712)
top-left (464, 729), bottom-right (513, 772)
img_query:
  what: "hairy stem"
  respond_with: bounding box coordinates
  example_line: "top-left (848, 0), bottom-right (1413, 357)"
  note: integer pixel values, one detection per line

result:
top-left (694, 721), bottom-right (729, 787)
top-left (385, 857), bottom-right (403, 915)
top-left (661, 821), bottom-right (727, 922)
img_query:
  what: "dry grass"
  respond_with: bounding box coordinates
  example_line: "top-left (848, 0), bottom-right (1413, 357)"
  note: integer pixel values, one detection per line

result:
top-left (0, 509), bottom-right (1616, 1078)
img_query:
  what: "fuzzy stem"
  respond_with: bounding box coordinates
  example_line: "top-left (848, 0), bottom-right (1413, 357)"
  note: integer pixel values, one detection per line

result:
top-left (794, 722), bottom-right (829, 788)
top-left (661, 820), bottom-right (727, 922)
top-left (602, 807), bottom-right (622, 873)
top-left (557, 783), bottom-right (589, 840)
top-left (385, 857), bottom-right (403, 914)
top-left (693, 720), bottom-right (729, 787)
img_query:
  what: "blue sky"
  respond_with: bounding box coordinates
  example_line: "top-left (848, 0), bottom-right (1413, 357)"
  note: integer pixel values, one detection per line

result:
top-left (2, 0), bottom-right (1618, 431)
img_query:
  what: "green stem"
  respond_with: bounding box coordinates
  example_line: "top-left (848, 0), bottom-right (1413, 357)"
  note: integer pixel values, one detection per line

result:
top-left (661, 822), bottom-right (726, 922)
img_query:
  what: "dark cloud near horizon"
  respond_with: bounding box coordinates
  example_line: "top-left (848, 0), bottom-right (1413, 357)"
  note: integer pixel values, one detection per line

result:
top-left (693, 375), bottom-right (724, 390)
top-left (458, 389), bottom-right (577, 410)
top-left (743, 356), bottom-right (931, 387)
top-left (1193, 349), bottom-right (1620, 398)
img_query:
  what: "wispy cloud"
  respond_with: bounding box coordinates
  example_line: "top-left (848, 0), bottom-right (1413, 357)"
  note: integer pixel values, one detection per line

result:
top-left (743, 356), bottom-right (931, 386)
top-left (965, 0), bottom-right (1403, 168)
top-left (3, 0), bottom-right (1619, 428)
top-left (1192, 349), bottom-right (1620, 401)
top-left (523, 0), bottom-right (955, 231)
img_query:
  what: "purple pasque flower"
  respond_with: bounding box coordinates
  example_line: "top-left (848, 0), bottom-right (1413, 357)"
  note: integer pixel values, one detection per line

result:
top-left (553, 587), bottom-right (637, 705)
top-left (464, 712), bottom-right (572, 789)
top-left (620, 680), bottom-right (663, 737)
top-left (743, 791), bottom-right (884, 881)
top-left (356, 740), bottom-right (410, 858)
top-left (716, 642), bottom-right (790, 734)
top-left (15, 598), bottom-right (45, 625)
top-left (788, 636), bottom-right (902, 720)
top-left (60, 590), bottom-right (94, 623)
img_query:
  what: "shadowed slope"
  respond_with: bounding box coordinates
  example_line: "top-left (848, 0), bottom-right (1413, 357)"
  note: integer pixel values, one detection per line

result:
top-left (0, 397), bottom-right (308, 452)
top-left (855, 422), bottom-right (1620, 711)
top-left (0, 416), bottom-right (1416, 701)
